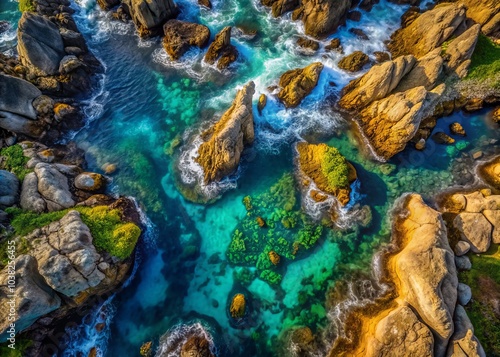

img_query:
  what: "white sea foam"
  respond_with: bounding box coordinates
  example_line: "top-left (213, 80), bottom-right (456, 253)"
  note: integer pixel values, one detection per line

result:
top-left (155, 322), bottom-right (217, 357)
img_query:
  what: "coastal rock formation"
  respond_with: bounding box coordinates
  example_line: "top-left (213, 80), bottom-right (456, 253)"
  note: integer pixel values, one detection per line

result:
top-left (338, 51), bottom-right (369, 72)
top-left (277, 62), bottom-right (323, 108)
top-left (74, 172), bottom-right (106, 191)
top-left (204, 26), bottom-right (239, 69)
top-left (446, 305), bottom-right (486, 357)
top-left (122, 0), bottom-right (178, 37)
top-left (296, 142), bottom-right (356, 206)
top-left (196, 82), bottom-right (255, 183)
top-left (479, 156), bottom-right (500, 189)
top-left (444, 24), bottom-right (481, 78)
top-left (460, 0), bottom-right (500, 37)
top-left (295, 0), bottom-right (352, 38)
top-left (0, 170), bottom-right (19, 208)
top-left (17, 12), bottom-right (65, 76)
top-left (180, 336), bottom-right (215, 357)
top-left (163, 20), bottom-right (210, 60)
top-left (0, 74), bottom-right (41, 120)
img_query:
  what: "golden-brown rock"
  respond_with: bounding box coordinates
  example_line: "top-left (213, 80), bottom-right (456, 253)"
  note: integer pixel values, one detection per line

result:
top-left (268, 250), bottom-right (280, 265)
top-left (163, 20), bottom-right (210, 60)
top-left (338, 51), bottom-right (369, 72)
top-left (204, 26), bottom-right (238, 69)
top-left (229, 293), bottom-right (246, 318)
top-left (277, 62), bottom-right (323, 108)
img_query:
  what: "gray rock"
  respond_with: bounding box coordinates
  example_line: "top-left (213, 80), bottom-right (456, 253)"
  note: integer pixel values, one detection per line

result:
top-left (74, 172), bottom-right (105, 191)
top-left (454, 240), bottom-right (470, 256)
top-left (34, 163), bottom-right (75, 211)
top-left (0, 111), bottom-right (45, 138)
top-left (457, 283), bottom-right (472, 306)
top-left (17, 12), bottom-right (65, 76)
top-left (59, 55), bottom-right (83, 74)
top-left (20, 172), bottom-right (46, 213)
top-left (0, 74), bottom-right (41, 120)
top-left (28, 211), bottom-right (105, 297)
top-left (482, 209), bottom-right (500, 244)
top-left (446, 305), bottom-right (486, 357)
top-left (59, 27), bottom-right (87, 49)
top-left (453, 212), bottom-right (492, 253)
top-left (0, 170), bottom-right (19, 208)
top-left (455, 255), bottom-right (471, 271)
top-left (0, 255), bottom-right (61, 339)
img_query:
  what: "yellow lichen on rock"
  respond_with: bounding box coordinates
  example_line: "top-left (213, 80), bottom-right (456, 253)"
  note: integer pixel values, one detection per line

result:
top-left (230, 293), bottom-right (246, 318)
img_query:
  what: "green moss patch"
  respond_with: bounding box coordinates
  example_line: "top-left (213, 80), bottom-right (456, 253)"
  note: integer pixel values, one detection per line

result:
top-left (19, 0), bottom-right (35, 12)
top-left (5, 206), bottom-right (141, 260)
top-left (467, 34), bottom-right (500, 85)
top-left (227, 173), bottom-right (324, 286)
top-left (321, 146), bottom-right (350, 191)
top-left (459, 244), bottom-right (500, 356)
top-left (0, 145), bottom-right (31, 181)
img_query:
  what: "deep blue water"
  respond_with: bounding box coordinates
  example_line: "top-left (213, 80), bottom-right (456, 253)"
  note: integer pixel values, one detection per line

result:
top-left (2, 0), bottom-right (500, 355)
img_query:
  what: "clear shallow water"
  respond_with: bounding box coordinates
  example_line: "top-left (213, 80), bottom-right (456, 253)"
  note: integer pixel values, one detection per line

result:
top-left (2, 0), bottom-right (500, 355)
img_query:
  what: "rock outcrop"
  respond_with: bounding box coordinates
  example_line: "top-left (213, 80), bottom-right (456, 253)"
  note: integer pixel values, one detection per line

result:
top-left (195, 82), bottom-right (255, 183)
top-left (230, 293), bottom-right (246, 318)
top-left (0, 170), bottom-right (19, 208)
top-left (277, 62), bottom-right (323, 108)
top-left (122, 0), bottom-right (178, 37)
top-left (459, 0), bottom-right (500, 37)
top-left (0, 74), bottom-right (41, 121)
top-left (204, 26), bottom-right (239, 69)
top-left (338, 51), bottom-right (369, 72)
top-left (293, 0), bottom-right (352, 38)
top-left (163, 20), bottom-right (210, 60)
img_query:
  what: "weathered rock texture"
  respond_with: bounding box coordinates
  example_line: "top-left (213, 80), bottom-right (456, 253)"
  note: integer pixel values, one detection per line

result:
top-left (196, 82), bottom-right (255, 183)
top-left (122, 0), bottom-right (178, 37)
top-left (459, 0), bottom-right (500, 37)
top-left (338, 51), bottom-right (369, 72)
top-left (204, 26), bottom-right (239, 69)
top-left (277, 62), bottom-right (323, 108)
top-left (163, 20), bottom-right (210, 60)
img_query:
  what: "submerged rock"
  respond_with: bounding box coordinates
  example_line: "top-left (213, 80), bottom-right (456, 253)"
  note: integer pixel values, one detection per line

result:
top-left (230, 293), bottom-right (246, 318)
top-left (338, 51), bottom-right (369, 72)
top-left (163, 20), bottom-right (210, 60)
top-left (257, 93), bottom-right (267, 114)
top-left (432, 132), bottom-right (456, 145)
top-left (196, 81), bottom-right (255, 184)
top-left (204, 26), bottom-right (239, 69)
top-left (277, 62), bottom-right (323, 108)
top-left (450, 122), bottom-right (466, 136)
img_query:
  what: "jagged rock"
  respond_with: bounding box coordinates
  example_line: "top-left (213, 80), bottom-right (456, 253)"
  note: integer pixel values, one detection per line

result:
top-left (453, 212), bottom-right (492, 253)
top-left (180, 336), bottom-right (215, 357)
top-left (0, 74), bottom-right (42, 120)
top-left (264, 0), bottom-right (299, 17)
top-left (20, 172), bottom-right (47, 213)
top-left (444, 24), bottom-right (480, 78)
top-left (366, 305), bottom-right (434, 357)
top-left (204, 26), bottom-right (238, 69)
top-left (277, 62), bottom-right (323, 108)
top-left (122, 0), bottom-right (178, 37)
top-left (394, 48), bottom-right (443, 92)
top-left (297, 0), bottom-right (352, 38)
top-left (454, 240), bottom-right (470, 256)
top-left (373, 51), bottom-right (390, 63)
top-left (356, 86), bottom-right (430, 159)
top-left (432, 132), bottom-right (455, 145)
top-left (339, 55), bottom-right (416, 111)
top-left (388, 3), bottom-right (466, 58)
top-left (162, 20), bottom-right (210, 60)
top-left (28, 211), bottom-right (105, 297)
top-left (17, 12), bottom-right (65, 76)
top-left (34, 162), bottom-right (75, 211)
top-left (338, 51), bottom-right (369, 72)
top-left (459, 0), bottom-right (500, 37)
top-left (450, 122), bottom-right (466, 136)
top-left (457, 283), bottom-right (472, 306)
top-left (196, 82), bottom-right (255, 183)
top-left (455, 255), bottom-right (471, 271)
top-left (74, 172), bottom-right (105, 191)
top-left (395, 194), bottom-right (458, 356)
top-left (229, 293), bottom-right (246, 318)
top-left (296, 37), bottom-right (319, 52)
top-left (97, 0), bottom-right (120, 10)
top-left (446, 305), bottom-right (486, 357)
top-left (0, 255), bottom-right (61, 339)
top-left (59, 55), bottom-right (83, 74)
top-left (325, 38), bottom-right (342, 52)
top-left (0, 170), bottom-right (18, 209)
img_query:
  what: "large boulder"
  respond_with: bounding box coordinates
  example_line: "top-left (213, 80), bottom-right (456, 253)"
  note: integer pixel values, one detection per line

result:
top-left (395, 194), bottom-right (458, 356)
top-left (296, 0), bottom-right (352, 39)
top-left (122, 0), bottom-right (178, 37)
top-left (163, 20), bottom-right (210, 60)
top-left (366, 305), bottom-right (434, 357)
top-left (196, 82), bottom-right (255, 183)
top-left (453, 212), bottom-right (492, 253)
top-left (0, 255), bottom-right (61, 339)
top-left (34, 162), bottom-right (75, 211)
top-left (277, 62), bottom-right (323, 108)
top-left (338, 51), bottom-right (369, 72)
top-left (0, 170), bottom-right (19, 208)
top-left (444, 24), bottom-right (481, 78)
top-left (204, 26), bottom-right (238, 69)
top-left (394, 48), bottom-right (443, 92)
top-left (459, 0), bottom-right (500, 36)
top-left (446, 305), bottom-right (486, 357)
top-left (0, 74), bottom-right (42, 120)
top-left (180, 336), bottom-right (215, 357)
top-left (20, 172), bottom-right (47, 213)
top-left (17, 12), bottom-right (65, 76)
top-left (387, 3), bottom-right (466, 58)
top-left (28, 211), bottom-right (105, 297)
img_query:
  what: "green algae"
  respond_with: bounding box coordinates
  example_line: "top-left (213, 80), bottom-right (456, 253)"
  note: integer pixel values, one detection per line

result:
top-left (467, 34), bottom-right (500, 86)
top-left (321, 146), bottom-right (350, 190)
top-left (0, 144), bottom-right (31, 181)
top-left (226, 173), bottom-right (326, 286)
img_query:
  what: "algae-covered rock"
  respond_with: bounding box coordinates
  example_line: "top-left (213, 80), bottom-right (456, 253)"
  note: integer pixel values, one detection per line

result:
top-left (230, 293), bottom-right (246, 318)
top-left (277, 62), bottom-right (323, 108)
top-left (296, 142), bottom-right (356, 206)
top-left (195, 81), bottom-right (255, 184)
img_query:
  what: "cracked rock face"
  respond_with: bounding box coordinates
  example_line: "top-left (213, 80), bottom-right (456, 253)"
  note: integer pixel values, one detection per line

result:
top-left (27, 210), bottom-right (105, 297)
top-left (34, 162), bottom-right (75, 211)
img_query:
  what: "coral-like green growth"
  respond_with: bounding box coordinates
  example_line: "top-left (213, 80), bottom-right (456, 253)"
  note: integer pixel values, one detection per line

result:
top-left (467, 34), bottom-right (500, 84)
top-left (5, 206), bottom-right (141, 260)
top-left (0, 144), bottom-right (31, 180)
top-left (0, 338), bottom-right (32, 357)
top-left (260, 270), bottom-right (282, 285)
top-left (321, 146), bottom-right (350, 190)
top-left (19, 0), bottom-right (35, 12)
top-left (296, 224), bottom-right (323, 249)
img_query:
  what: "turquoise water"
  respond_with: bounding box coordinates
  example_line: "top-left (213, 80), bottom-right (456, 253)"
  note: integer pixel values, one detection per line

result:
top-left (2, 0), bottom-right (500, 355)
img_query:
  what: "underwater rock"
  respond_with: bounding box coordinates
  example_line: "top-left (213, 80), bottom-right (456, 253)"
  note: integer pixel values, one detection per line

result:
top-left (449, 122), bottom-right (466, 136)
top-left (296, 142), bottom-right (356, 206)
top-left (432, 132), bottom-right (455, 145)
top-left (162, 20), bottom-right (210, 60)
top-left (289, 327), bottom-right (317, 354)
top-left (349, 28), bottom-right (369, 41)
top-left (415, 138), bottom-right (426, 150)
top-left (204, 26), bottom-right (239, 69)
top-left (277, 62), bottom-right (323, 108)
top-left (256, 216), bottom-right (266, 227)
top-left (338, 51), bottom-right (369, 72)
top-left (198, 0), bottom-right (212, 8)
top-left (229, 293), bottom-right (246, 318)
top-left (74, 172), bottom-right (106, 192)
top-left (388, 3), bottom-right (466, 58)
top-left (122, 0), bottom-right (178, 37)
top-left (268, 250), bottom-right (280, 265)
top-left (140, 341), bottom-right (153, 357)
top-left (196, 81), bottom-right (255, 184)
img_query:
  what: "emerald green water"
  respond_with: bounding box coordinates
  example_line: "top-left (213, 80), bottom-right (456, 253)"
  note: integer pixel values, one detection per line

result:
top-left (1, 0), bottom-right (500, 355)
